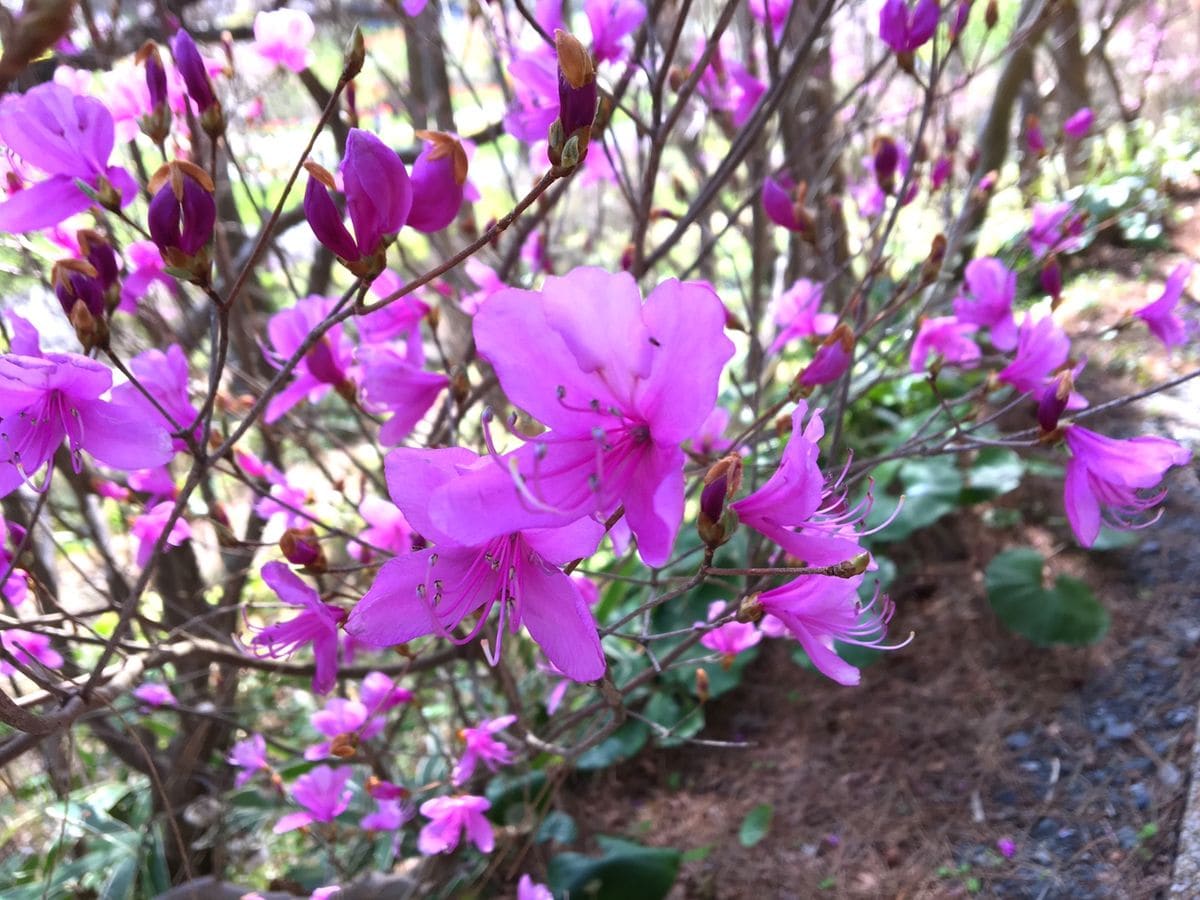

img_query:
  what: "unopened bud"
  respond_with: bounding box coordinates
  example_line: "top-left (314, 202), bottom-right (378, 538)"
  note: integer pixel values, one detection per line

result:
top-left (1041, 255), bottom-right (1063, 308)
top-left (831, 552), bottom-right (872, 579)
top-left (698, 454), bottom-right (743, 550)
top-left (342, 25), bottom-right (366, 82)
top-left (985, 0), bottom-right (999, 29)
top-left (1037, 370), bottom-right (1073, 432)
top-left (920, 234), bottom-right (947, 286)
top-left (280, 527), bottom-right (326, 572)
top-left (330, 732), bottom-right (358, 758)
top-left (873, 136), bottom-right (900, 195)
top-left (736, 593), bottom-right (764, 624)
top-left (695, 668), bottom-right (710, 704)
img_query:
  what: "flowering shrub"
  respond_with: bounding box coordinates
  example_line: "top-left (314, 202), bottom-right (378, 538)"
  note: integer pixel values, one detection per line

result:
top-left (0, 0), bottom-right (1196, 896)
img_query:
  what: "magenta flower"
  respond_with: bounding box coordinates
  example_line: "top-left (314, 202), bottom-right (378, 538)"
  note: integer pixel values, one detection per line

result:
top-left (361, 798), bottom-right (413, 832)
top-left (118, 241), bottom-right (175, 313)
top-left (879, 0), bottom-right (940, 54)
top-left (1135, 263), bottom-right (1192, 349)
top-left (1063, 107), bottom-right (1094, 140)
top-left (0, 83), bottom-right (138, 233)
top-left (1062, 425), bottom-right (1191, 547)
top-left (1028, 202), bottom-right (1085, 258)
top-left (952, 257), bottom-right (1019, 351)
top-left (131, 501), bottom-right (192, 568)
top-left (111, 345), bottom-right (199, 450)
top-left (770, 279), bottom-right (836, 353)
top-left (263, 296), bottom-right (355, 424)
top-left (352, 495), bottom-right (413, 563)
top-left (227, 733), bottom-right (269, 787)
top-left (418, 795), bottom-right (494, 855)
top-left (997, 837), bottom-right (1017, 858)
top-left (698, 600), bottom-right (763, 664)
top-left (757, 575), bottom-right (902, 685)
top-left (361, 670), bottom-right (413, 712)
top-left (345, 448), bottom-right (607, 682)
top-left (253, 9), bottom-right (315, 72)
top-left (304, 129), bottom-right (413, 277)
top-left (0, 352), bottom-right (174, 498)
top-left (0, 629), bottom-right (64, 675)
top-left (453, 714), bottom-right (517, 786)
top-left (253, 464), bottom-right (315, 531)
top-left (731, 403), bottom-right (870, 567)
top-left (930, 154), bottom-right (952, 189)
top-left (504, 47), bottom-right (559, 143)
top-left (749, 0), bottom-right (792, 40)
top-left (693, 407), bottom-right (734, 457)
top-left (132, 682), bottom-right (177, 708)
top-left (1025, 115), bottom-right (1047, 156)
top-left (3, 570), bottom-right (27, 608)
top-left (444, 268), bottom-right (734, 566)
top-left (910, 316), bottom-right (981, 373)
top-left (406, 132), bottom-right (469, 233)
top-left (586, 0), bottom-right (647, 64)
top-left (997, 314), bottom-right (1069, 395)
top-left (249, 562), bottom-right (346, 694)
top-left (358, 345), bottom-right (448, 445)
top-left (274, 765), bottom-right (354, 833)
top-left (362, 273), bottom-right (430, 356)
top-left (518, 875), bottom-right (554, 900)
top-left (305, 697), bottom-right (381, 760)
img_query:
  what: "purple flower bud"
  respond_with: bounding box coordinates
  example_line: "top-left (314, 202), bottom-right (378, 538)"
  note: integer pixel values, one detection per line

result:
top-left (305, 338), bottom-right (348, 386)
top-left (1037, 371), bottom-right (1072, 433)
top-left (171, 30), bottom-right (217, 113)
top-left (1025, 114), bottom-right (1046, 156)
top-left (78, 230), bottom-right (119, 290)
top-left (950, 0), bottom-right (972, 39)
top-left (555, 30), bottom-right (597, 138)
top-left (1063, 107), bottom-right (1094, 140)
top-left (873, 136), bottom-right (900, 194)
top-left (407, 131), bottom-right (468, 234)
top-left (1040, 256), bottom-right (1062, 303)
top-left (52, 259), bottom-right (105, 318)
top-left (149, 165), bottom-right (216, 256)
top-left (281, 528), bottom-right (326, 571)
top-left (880, 0), bottom-right (940, 54)
top-left (794, 324), bottom-right (854, 396)
top-left (700, 474), bottom-right (728, 525)
top-left (138, 41), bottom-right (169, 109)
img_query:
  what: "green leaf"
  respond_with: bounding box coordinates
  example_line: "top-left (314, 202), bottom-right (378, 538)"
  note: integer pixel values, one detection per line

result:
top-left (548, 836), bottom-right (682, 900)
top-left (575, 719), bottom-right (650, 771)
top-left (963, 448), bottom-right (1025, 502)
top-left (867, 458), bottom-right (963, 542)
top-left (738, 804), bottom-right (773, 847)
top-left (98, 856), bottom-right (137, 900)
top-left (536, 810), bottom-right (578, 845)
top-left (985, 549), bottom-right (1109, 645)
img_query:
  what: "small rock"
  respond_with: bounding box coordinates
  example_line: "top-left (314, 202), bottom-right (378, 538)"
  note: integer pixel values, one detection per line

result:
top-left (1105, 720), bottom-right (1136, 741)
top-left (1005, 731), bottom-right (1032, 750)
top-left (1159, 762), bottom-right (1183, 789)
top-left (1130, 782), bottom-right (1151, 810)
top-left (1032, 848), bottom-right (1053, 865)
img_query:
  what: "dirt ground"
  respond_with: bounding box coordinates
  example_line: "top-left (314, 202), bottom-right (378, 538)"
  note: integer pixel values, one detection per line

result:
top-left (560, 207), bottom-right (1200, 899)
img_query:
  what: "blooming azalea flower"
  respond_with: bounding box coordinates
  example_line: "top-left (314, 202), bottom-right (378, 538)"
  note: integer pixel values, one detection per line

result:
top-left (132, 682), bottom-right (177, 708)
top-left (698, 600), bottom-right (762, 667)
top-left (227, 733), bottom-right (270, 787)
top-left (910, 316), bottom-right (980, 373)
top-left (352, 495), bottom-right (413, 562)
top-left (274, 765), bottom-right (354, 833)
top-left (418, 795), bottom-right (494, 855)
top-left (1062, 425), bottom-right (1191, 547)
top-left (755, 575), bottom-right (903, 686)
top-left (249, 562), bottom-right (345, 695)
top-left (263, 296), bottom-right (356, 424)
top-left (1135, 262), bottom-right (1192, 349)
top-left (1028, 202), bottom-right (1085, 259)
top-left (518, 875), bottom-right (554, 900)
top-left (770, 279), bottom-right (836, 353)
top-left (118, 241), bottom-right (175, 313)
top-left (453, 715), bottom-right (517, 786)
top-left (305, 698), bottom-right (379, 760)
top-left (345, 448), bottom-right (608, 682)
top-left (0, 352), bottom-right (174, 498)
top-left (110, 345), bottom-right (199, 450)
top-left (439, 267), bottom-right (734, 567)
top-left (0, 83), bottom-right (138, 233)
top-left (879, 0), bottom-right (939, 54)
top-left (997, 314), bottom-right (1069, 395)
top-left (361, 798), bottom-right (413, 832)
top-left (952, 257), bottom-right (1019, 351)
top-left (0, 629), bottom-right (64, 675)
top-left (252, 9), bottom-right (315, 73)
top-left (358, 345), bottom-right (448, 445)
top-left (130, 501), bottom-right (192, 568)
top-left (586, 0), bottom-right (647, 64)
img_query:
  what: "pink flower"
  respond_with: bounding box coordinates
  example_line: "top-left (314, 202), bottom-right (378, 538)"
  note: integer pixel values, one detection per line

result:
top-left (442, 267), bottom-right (734, 567)
top-left (453, 715), bottom-right (517, 786)
top-left (504, 47), bottom-right (559, 143)
top-left (0, 352), bottom-right (174, 498)
top-left (263, 296), bottom-right (356, 424)
top-left (353, 495), bottom-right (413, 562)
top-left (698, 600), bottom-right (762, 663)
top-left (132, 682), bottom-right (176, 708)
top-left (749, 0), bottom-right (792, 40)
top-left (770, 279), bottom-right (836, 353)
top-left (111, 345), bottom-right (199, 450)
top-left (227, 734), bottom-right (269, 787)
top-left (910, 316), bottom-right (980, 373)
top-left (0, 83), bottom-right (138, 232)
top-left (358, 345), bottom-right (448, 445)
top-left (249, 562), bottom-right (346, 695)
top-left (796, 325), bottom-right (855, 392)
top-left (360, 798), bottom-right (413, 832)
top-left (418, 795), bottom-right (494, 855)
top-left (253, 9), bottom-right (315, 73)
top-left (305, 697), bottom-right (378, 760)
top-left (118, 241), bottom-right (175, 312)
top-left (518, 875), bottom-right (554, 900)
top-left (879, 0), bottom-right (939, 54)
top-left (997, 314), bottom-right (1069, 395)
top-left (0, 629), bottom-right (64, 675)
top-left (952, 257), bottom-right (1019, 351)
top-left (345, 448), bottom-right (607, 682)
top-left (757, 575), bottom-right (903, 685)
top-left (1028, 202), bottom-right (1085, 258)
top-left (1063, 107), bottom-right (1094, 140)
top-left (274, 765), bottom-right (354, 833)
top-left (131, 501), bottom-right (193, 568)
top-left (997, 837), bottom-right (1017, 858)
top-left (1062, 425), bottom-right (1191, 547)
top-left (1135, 263), bottom-right (1192, 349)
top-left (586, 0), bottom-right (647, 64)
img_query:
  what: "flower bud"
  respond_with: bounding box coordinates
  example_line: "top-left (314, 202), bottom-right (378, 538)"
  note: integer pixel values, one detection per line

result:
top-left (1024, 114), bottom-right (1046, 157)
top-left (873, 136), bottom-right (900, 194)
top-left (148, 160), bottom-right (217, 285)
top-left (698, 454), bottom-right (743, 550)
top-left (342, 25), bottom-right (366, 82)
top-left (52, 258), bottom-right (110, 350)
top-left (1037, 370), bottom-right (1073, 433)
top-left (695, 668), bottom-right (710, 704)
top-left (280, 527), bottom-right (327, 572)
top-left (1040, 255), bottom-right (1063, 308)
top-left (136, 41), bottom-right (172, 145)
top-left (171, 30), bottom-right (219, 115)
top-left (330, 732), bottom-right (358, 758)
top-left (984, 0), bottom-right (999, 29)
top-left (406, 132), bottom-right (468, 233)
top-left (736, 593), bottom-right (764, 624)
top-left (791, 324), bottom-right (855, 398)
top-left (762, 175), bottom-right (816, 241)
top-left (549, 29), bottom-right (597, 168)
top-left (920, 233), bottom-right (947, 286)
